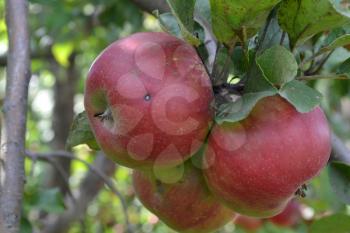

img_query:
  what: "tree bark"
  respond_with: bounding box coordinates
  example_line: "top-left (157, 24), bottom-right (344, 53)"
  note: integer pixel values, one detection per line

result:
top-left (0, 0), bottom-right (30, 232)
top-left (46, 52), bottom-right (78, 195)
top-left (0, 50), bottom-right (51, 67)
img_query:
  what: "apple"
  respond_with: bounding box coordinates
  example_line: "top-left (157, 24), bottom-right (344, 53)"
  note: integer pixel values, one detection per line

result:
top-left (269, 199), bottom-right (301, 227)
top-left (84, 32), bottom-right (213, 168)
top-left (203, 95), bottom-right (331, 217)
top-left (234, 215), bottom-right (263, 232)
top-left (132, 163), bottom-right (235, 233)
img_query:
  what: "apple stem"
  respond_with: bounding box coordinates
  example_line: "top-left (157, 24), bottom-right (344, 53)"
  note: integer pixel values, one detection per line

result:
top-left (94, 108), bottom-right (113, 123)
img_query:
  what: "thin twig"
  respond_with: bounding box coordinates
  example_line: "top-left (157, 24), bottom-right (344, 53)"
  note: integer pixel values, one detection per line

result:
top-left (307, 51), bottom-right (334, 75)
top-left (256, 9), bottom-right (275, 52)
top-left (0, 49), bottom-right (51, 66)
top-left (41, 157), bottom-right (87, 230)
top-left (44, 157), bottom-right (77, 205)
top-left (280, 32), bottom-right (286, 45)
top-left (297, 74), bottom-right (348, 81)
top-left (216, 39), bottom-right (237, 85)
top-left (299, 50), bottom-right (333, 70)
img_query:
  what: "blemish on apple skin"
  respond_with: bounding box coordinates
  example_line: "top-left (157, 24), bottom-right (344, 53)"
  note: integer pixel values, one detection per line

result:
top-left (144, 94), bottom-right (151, 101)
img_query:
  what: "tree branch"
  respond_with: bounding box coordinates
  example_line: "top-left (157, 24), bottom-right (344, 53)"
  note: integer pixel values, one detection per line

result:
top-left (25, 151), bottom-right (132, 233)
top-left (129, 0), bottom-right (169, 14)
top-left (305, 51), bottom-right (334, 75)
top-left (0, 0), bottom-right (31, 232)
top-left (331, 132), bottom-right (350, 164)
top-left (0, 50), bottom-right (51, 66)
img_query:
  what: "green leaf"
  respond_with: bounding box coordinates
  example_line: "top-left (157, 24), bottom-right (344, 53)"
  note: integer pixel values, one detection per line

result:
top-left (66, 111), bottom-right (100, 150)
top-left (158, 12), bottom-right (181, 38)
top-left (256, 17), bottom-right (287, 54)
top-left (310, 213), bottom-right (350, 233)
top-left (320, 34), bottom-right (350, 53)
top-left (210, 0), bottom-right (281, 45)
top-left (232, 46), bottom-right (249, 76)
top-left (166, 0), bottom-right (201, 46)
top-left (194, 0), bottom-right (213, 45)
top-left (35, 188), bottom-right (65, 213)
top-left (245, 56), bottom-right (278, 93)
top-left (324, 27), bottom-right (350, 45)
top-left (216, 90), bottom-right (277, 124)
top-left (279, 80), bottom-right (322, 113)
top-left (260, 222), bottom-right (297, 233)
top-left (329, 162), bottom-right (350, 205)
top-left (51, 42), bottom-right (74, 67)
top-left (278, 0), bottom-right (350, 47)
top-left (195, 0), bottom-right (211, 24)
top-left (211, 46), bottom-right (235, 85)
top-left (337, 57), bottom-right (350, 78)
top-left (257, 45), bottom-right (298, 86)
top-left (20, 216), bottom-right (33, 233)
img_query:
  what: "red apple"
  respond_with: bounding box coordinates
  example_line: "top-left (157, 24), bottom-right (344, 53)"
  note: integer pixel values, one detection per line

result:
top-left (133, 163), bottom-right (235, 233)
top-left (84, 32), bottom-right (213, 168)
top-left (203, 95), bottom-right (331, 217)
top-left (234, 215), bottom-right (263, 232)
top-left (269, 199), bottom-right (301, 227)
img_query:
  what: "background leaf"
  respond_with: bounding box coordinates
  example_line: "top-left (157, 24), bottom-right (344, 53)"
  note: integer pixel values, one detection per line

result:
top-left (256, 17), bottom-right (288, 53)
top-left (195, 0), bottom-right (211, 24)
top-left (210, 0), bottom-right (281, 45)
top-left (320, 34), bottom-right (350, 53)
top-left (337, 57), bottom-right (350, 78)
top-left (158, 12), bottom-right (181, 38)
top-left (310, 214), bottom-right (350, 233)
top-left (35, 188), bottom-right (66, 213)
top-left (328, 162), bottom-right (350, 205)
top-left (51, 42), bottom-right (74, 67)
top-left (20, 216), bottom-right (33, 233)
top-left (166, 0), bottom-right (201, 46)
top-left (278, 0), bottom-right (350, 47)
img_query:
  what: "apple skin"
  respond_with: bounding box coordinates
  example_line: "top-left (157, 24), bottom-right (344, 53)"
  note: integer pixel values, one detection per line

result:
top-left (132, 163), bottom-right (236, 233)
top-left (203, 95), bottom-right (331, 217)
top-left (234, 215), bottom-right (263, 232)
top-left (84, 32), bottom-right (213, 169)
top-left (269, 199), bottom-right (301, 227)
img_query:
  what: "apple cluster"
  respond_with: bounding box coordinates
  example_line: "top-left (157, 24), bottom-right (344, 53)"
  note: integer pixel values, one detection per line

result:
top-left (84, 32), bottom-right (331, 233)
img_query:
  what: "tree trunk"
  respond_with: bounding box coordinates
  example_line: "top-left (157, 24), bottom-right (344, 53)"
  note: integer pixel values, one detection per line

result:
top-left (46, 52), bottom-right (78, 194)
top-left (0, 0), bottom-right (30, 232)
